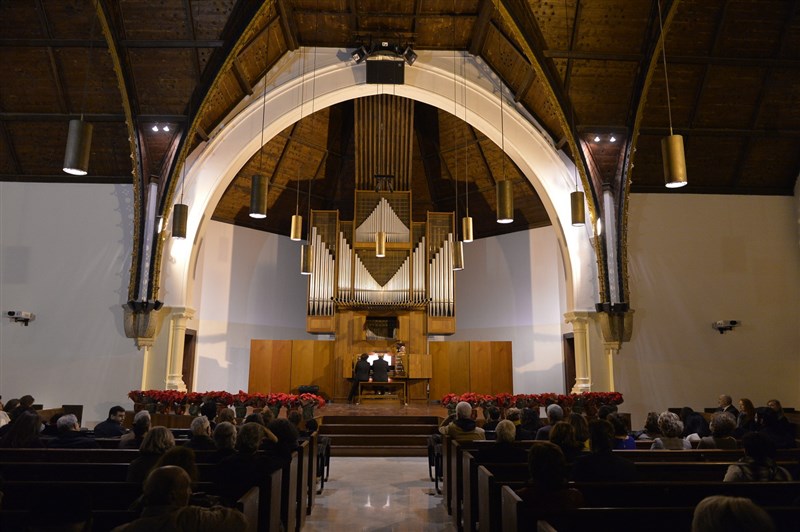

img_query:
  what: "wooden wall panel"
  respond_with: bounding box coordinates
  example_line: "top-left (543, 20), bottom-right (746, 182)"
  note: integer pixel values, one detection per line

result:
top-left (449, 342), bottom-right (471, 395)
top-left (490, 341), bottom-right (514, 394)
top-left (290, 340), bottom-right (316, 392)
top-left (248, 340), bottom-right (293, 394)
top-left (312, 342), bottom-right (335, 396)
top-left (429, 341), bottom-right (451, 402)
top-left (469, 341), bottom-right (493, 394)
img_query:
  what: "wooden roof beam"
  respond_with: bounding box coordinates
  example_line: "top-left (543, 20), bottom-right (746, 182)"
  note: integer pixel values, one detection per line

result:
top-left (469, 0), bottom-right (493, 55)
top-left (276, 0), bottom-right (299, 51)
top-left (231, 58), bottom-right (254, 96)
top-left (687, 0), bottom-right (730, 129)
top-left (182, 0), bottom-right (203, 84)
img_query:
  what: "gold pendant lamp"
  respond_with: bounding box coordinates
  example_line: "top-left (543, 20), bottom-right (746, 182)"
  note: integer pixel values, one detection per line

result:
top-left (658, 0), bottom-right (687, 189)
top-left (496, 82), bottom-right (513, 224)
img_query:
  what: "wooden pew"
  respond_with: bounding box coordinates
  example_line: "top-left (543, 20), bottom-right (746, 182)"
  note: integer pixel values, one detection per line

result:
top-left (0, 462), bottom-right (130, 481)
top-left (280, 450), bottom-right (299, 532)
top-left (294, 440), bottom-right (309, 531)
top-left (300, 432), bottom-right (318, 514)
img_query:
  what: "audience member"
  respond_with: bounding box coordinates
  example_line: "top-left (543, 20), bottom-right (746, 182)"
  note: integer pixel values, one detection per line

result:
top-left (597, 404), bottom-right (617, 420)
top-left (93, 405), bottom-right (128, 438)
top-left (216, 408), bottom-right (236, 426)
top-left (184, 416), bottom-right (216, 451)
top-left (549, 421), bottom-right (585, 465)
top-left (262, 418), bottom-right (300, 466)
top-left (505, 408), bottom-right (521, 425)
top-left (200, 400), bottom-right (218, 429)
top-left (208, 421), bottom-right (237, 463)
top-left (300, 418), bottom-right (318, 438)
top-left (0, 397), bottom-right (10, 428)
top-left (47, 413), bottom-right (99, 449)
top-left (126, 426), bottom-right (176, 484)
top-left (217, 422), bottom-right (280, 504)
top-left (650, 411), bottom-right (691, 450)
top-left (766, 399), bottom-right (789, 424)
top-left (0, 411), bottom-right (44, 448)
top-left (636, 411), bottom-right (661, 440)
top-left (438, 402), bottom-right (485, 441)
top-left (517, 408), bottom-right (542, 440)
top-left (608, 413), bottom-right (635, 449)
top-left (40, 412), bottom-right (63, 437)
top-left (535, 404), bottom-right (564, 440)
top-left (755, 407), bottom-right (796, 449)
top-left (697, 412), bottom-right (738, 449)
top-left (156, 446), bottom-right (199, 482)
top-left (120, 410), bottom-right (151, 449)
top-left (716, 394), bottom-right (739, 418)
top-left (112, 466), bottom-right (246, 531)
top-left (724, 432), bottom-right (792, 482)
top-left (681, 406), bottom-right (710, 440)
top-left (691, 495), bottom-right (774, 532)
top-left (515, 442), bottom-right (584, 511)
top-left (568, 412), bottom-right (590, 450)
top-left (287, 410), bottom-right (303, 433)
top-left (0, 398), bottom-right (21, 438)
top-left (572, 419), bottom-right (636, 482)
top-left (244, 412), bottom-right (265, 426)
top-left (482, 407), bottom-right (501, 432)
top-left (11, 394), bottom-right (36, 418)
top-left (476, 420), bottom-right (528, 462)
top-left (260, 408), bottom-right (275, 424)
top-left (734, 398), bottom-right (758, 437)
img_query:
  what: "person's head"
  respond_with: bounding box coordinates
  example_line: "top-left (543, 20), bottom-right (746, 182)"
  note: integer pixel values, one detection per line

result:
top-left (718, 394), bottom-right (733, 408)
top-left (755, 406), bottom-right (777, 427)
top-left (709, 412), bottom-right (736, 438)
top-left (520, 408), bottom-right (539, 426)
top-left (190, 415), bottom-right (211, 437)
top-left (607, 413), bottom-right (628, 437)
top-left (644, 412), bottom-right (660, 434)
top-left (527, 442), bottom-right (567, 489)
top-left (236, 422), bottom-right (266, 453)
top-left (140, 426), bottom-right (175, 454)
top-left (378, 353), bottom-right (385, 359)
top-left (738, 398), bottom-right (755, 417)
top-left (657, 411), bottom-right (684, 438)
top-left (545, 404), bottom-right (564, 424)
top-left (587, 419), bottom-right (615, 452)
top-left (597, 404), bottom-right (617, 419)
top-left (287, 410), bottom-right (302, 428)
top-left (56, 413), bottom-right (80, 433)
top-left (549, 421), bottom-right (578, 449)
top-left (568, 413), bottom-right (589, 443)
top-left (19, 395), bottom-right (35, 408)
top-left (216, 408), bottom-right (236, 425)
top-left (199, 399), bottom-right (217, 419)
top-left (495, 420), bottom-right (516, 443)
top-left (260, 408), bottom-right (274, 424)
top-left (455, 401), bottom-right (472, 420)
top-left (142, 466), bottom-right (192, 508)
top-left (244, 412), bottom-right (265, 426)
top-left (505, 408), bottom-right (521, 423)
top-left (267, 418), bottom-right (300, 449)
top-left (305, 418), bottom-right (319, 433)
top-left (156, 445), bottom-right (198, 482)
top-left (691, 495), bottom-right (774, 532)
top-left (766, 399), bottom-right (783, 415)
top-left (213, 421), bottom-right (237, 450)
top-left (4, 398), bottom-right (20, 413)
top-left (132, 410), bottom-right (152, 437)
top-left (107, 405), bottom-right (125, 423)
top-left (3, 410), bottom-right (42, 447)
top-left (679, 406), bottom-right (694, 422)
top-left (742, 432), bottom-right (776, 463)
top-left (485, 407), bottom-right (501, 421)
top-left (48, 412), bottom-right (64, 427)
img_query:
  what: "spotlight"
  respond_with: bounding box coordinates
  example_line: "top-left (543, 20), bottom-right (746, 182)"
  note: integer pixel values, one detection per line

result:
top-left (593, 136), bottom-right (600, 142)
top-left (402, 46), bottom-right (417, 66)
top-left (151, 124), bottom-right (159, 132)
top-left (162, 125), bottom-right (170, 132)
top-left (351, 45), bottom-right (369, 64)
top-left (610, 136), bottom-right (616, 143)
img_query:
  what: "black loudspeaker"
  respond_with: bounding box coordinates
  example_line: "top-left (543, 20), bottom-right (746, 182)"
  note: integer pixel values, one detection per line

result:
top-left (366, 59), bottom-right (405, 84)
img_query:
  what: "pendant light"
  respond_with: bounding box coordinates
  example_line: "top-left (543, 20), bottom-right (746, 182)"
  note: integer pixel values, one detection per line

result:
top-left (461, 50), bottom-right (473, 243)
top-left (658, 0), bottom-right (687, 188)
top-left (301, 126), bottom-right (314, 275)
top-left (63, 5), bottom-right (98, 175)
top-left (451, 26), bottom-right (464, 271)
top-left (250, 15), bottom-right (270, 218)
top-left (496, 82), bottom-right (514, 224)
top-left (173, 159), bottom-right (188, 239)
top-left (564, 0), bottom-right (585, 227)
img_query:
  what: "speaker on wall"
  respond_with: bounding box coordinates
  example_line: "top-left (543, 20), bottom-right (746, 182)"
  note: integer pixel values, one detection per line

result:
top-left (366, 59), bottom-right (405, 84)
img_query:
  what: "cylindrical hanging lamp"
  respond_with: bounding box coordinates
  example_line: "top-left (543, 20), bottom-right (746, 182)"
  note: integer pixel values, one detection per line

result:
top-left (375, 231), bottom-right (386, 258)
top-left (462, 216), bottom-right (474, 243)
top-left (300, 244), bottom-right (313, 275)
top-left (570, 190), bottom-right (585, 226)
top-left (63, 119), bottom-right (93, 175)
top-left (290, 214), bottom-right (303, 241)
top-left (662, 134), bottom-right (687, 188)
top-left (172, 203), bottom-right (188, 239)
top-left (496, 180), bottom-right (514, 224)
top-left (453, 240), bottom-right (464, 271)
top-left (249, 174), bottom-right (267, 218)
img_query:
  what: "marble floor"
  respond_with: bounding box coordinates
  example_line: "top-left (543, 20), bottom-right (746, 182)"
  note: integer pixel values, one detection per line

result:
top-left (304, 457), bottom-right (456, 532)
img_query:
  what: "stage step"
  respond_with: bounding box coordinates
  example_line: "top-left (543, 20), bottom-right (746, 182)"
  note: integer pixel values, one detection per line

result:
top-left (320, 415), bottom-right (441, 457)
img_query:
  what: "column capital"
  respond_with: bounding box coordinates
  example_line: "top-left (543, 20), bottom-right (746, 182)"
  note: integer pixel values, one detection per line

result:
top-left (564, 310), bottom-right (595, 324)
top-left (169, 306), bottom-right (195, 321)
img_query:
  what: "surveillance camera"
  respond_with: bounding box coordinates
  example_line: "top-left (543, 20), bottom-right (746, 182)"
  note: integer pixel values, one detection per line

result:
top-left (712, 320), bottom-right (740, 334)
top-left (7, 311), bottom-right (32, 320)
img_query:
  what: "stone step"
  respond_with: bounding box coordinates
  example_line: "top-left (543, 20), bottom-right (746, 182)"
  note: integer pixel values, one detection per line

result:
top-left (321, 415), bottom-right (440, 425)
top-left (325, 434), bottom-right (431, 447)
top-left (320, 424), bottom-right (438, 435)
top-left (331, 445), bottom-right (428, 457)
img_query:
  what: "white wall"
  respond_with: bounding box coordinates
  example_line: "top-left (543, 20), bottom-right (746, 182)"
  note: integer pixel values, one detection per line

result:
top-left (620, 194), bottom-right (800, 427)
top-left (445, 228), bottom-right (568, 393)
top-left (0, 182), bottom-right (142, 425)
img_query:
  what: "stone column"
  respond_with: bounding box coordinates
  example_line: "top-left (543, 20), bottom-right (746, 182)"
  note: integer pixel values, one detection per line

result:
top-left (603, 342), bottom-right (619, 392)
top-left (165, 307), bottom-right (194, 391)
top-left (565, 311), bottom-right (593, 393)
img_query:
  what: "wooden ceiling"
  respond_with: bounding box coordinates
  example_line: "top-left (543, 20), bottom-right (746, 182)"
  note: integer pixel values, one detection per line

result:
top-left (2, 0), bottom-right (798, 240)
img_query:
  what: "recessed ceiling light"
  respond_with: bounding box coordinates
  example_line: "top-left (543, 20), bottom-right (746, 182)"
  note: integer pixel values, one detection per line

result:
top-left (593, 136), bottom-right (600, 142)
top-left (151, 125), bottom-right (159, 132)
top-left (610, 136), bottom-right (616, 142)
top-left (162, 125), bottom-right (170, 132)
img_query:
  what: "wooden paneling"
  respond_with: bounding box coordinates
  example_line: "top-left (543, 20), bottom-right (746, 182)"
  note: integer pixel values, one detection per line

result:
top-left (429, 341), bottom-right (514, 401)
top-left (429, 342), bottom-right (451, 403)
top-left (449, 342), bottom-right (471, 395)
top-left (248, 339), bottom-right (293, 394)
top-left (290, 340), bottom-right (316, 392)
top-left (469, 342), bottom-right (493, 394)
top-left (490, 341), bottom-right (514, 394)
top-left (409, 353), bottom-right (432, 379)
top-left (312, 342), bottom-right (335, 396)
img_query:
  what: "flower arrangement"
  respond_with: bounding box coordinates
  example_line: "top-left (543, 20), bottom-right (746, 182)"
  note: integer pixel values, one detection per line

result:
top-left (441, 393), bottom-right (460, 408)
top-left (232, 390), bottom-right (250, 407)
top-left (440, 392), bottom-right (624, 411)
top-left (127, 390), bottom-right (326, 411)
top-left (299, 393), bottom-right (326, 408)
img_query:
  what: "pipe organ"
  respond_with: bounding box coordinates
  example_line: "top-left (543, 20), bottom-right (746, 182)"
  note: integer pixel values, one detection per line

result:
top-left (305, 95), bottom-right (460, 335)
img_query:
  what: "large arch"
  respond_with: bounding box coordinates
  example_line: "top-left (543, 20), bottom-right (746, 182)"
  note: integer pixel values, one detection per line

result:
top-left (160, 49), bottom-right (598, 317)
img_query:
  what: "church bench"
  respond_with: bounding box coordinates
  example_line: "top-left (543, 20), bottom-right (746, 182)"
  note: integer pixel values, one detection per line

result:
top-left (0, 509), bottom-right (139, 532)
top-left (500, 485), bottom-right (800, 532)
top-left (0, 448), bottom-right (142, 463)
top-left (0, 462), bottom-right (130, 481)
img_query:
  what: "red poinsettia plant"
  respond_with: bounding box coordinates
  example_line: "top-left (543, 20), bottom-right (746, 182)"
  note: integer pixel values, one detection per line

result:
top-left (299, 393), bottom-right (326, 408)
top-left (441, 393), bottom-right (460, 407)
top-left (267, 393), bottom-right (289, 406)
top-left (128, 390), bottom-right (146, 403)
top-left (232, 390), bottom-right (250, 407)
top-left (493, 393), bottom-right (515, 408)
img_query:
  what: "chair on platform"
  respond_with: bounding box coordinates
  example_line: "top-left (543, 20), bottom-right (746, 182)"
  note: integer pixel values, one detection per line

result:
top-left (427, 434), bottom-right (443, 493)
top-left (316, 435), bottom-right (331, 494)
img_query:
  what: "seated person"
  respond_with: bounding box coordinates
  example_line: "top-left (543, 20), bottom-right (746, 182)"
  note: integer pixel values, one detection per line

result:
top-left (568, 413), bottom-right (591, 450)
top-left (217, 422), bottom-right (280, 504)
top-left (216, 408), bottom-right (236, 426)
top-left (515, 442), bottom-right (584, 512)
top-left (716, 394), bottom-right (740, 418)
top-left (692, 495), bottom-right (774, 532)
top-left (126, 426), bottom-right (176, 484)
top-left (41, 412), bottom-right (63, 437)
top-left (370, 353), bottom-right (390, 394)
top-left (47, 413), bottom-right (99, 449)
top-left (735, 398), bottom-right (758, 438)
top-left (635, 411), bottom-right (661, 440)
top-left (517, 408), bottom-right (542, 440)
top-left (755, 406), bottom-right (796, 449)
top-left (477, 420), bottom-right (528, 463)
top-left (535, 405), bottom-right (564, 440)
top-left (549, 421), bottom-right (585, 466)
top-left (439, 401), bottom-right (485, 441)
top-left (94, 405), bottom-right (128, 438)
top-left (698, 412), bottom-right (738, 449)
top-left (0, 410), bottom-right (44, 448)
top-left (650, 411), bottom-right (691, 450)
top-left (112, 466), bottom-right (246, 531)
top-left (184, 415), bottom-right (217, 451)
top-left (572, 419), bottom-right (636, 482)
top-left (208, 421), bottom-right (237, 463)
top-left (505, 407), bottom-right (522, 426)
top-left (300, 418), bottom-right (318, 438)
top-left (120, 410), bottom-right (151, 449)
top-left (681, 406), bottom-right (710, 441)
top-left (482, 407), bottom-right (502, 432)
top-left (262, 418), bottom-right (300, 466)
top-left (608, 413), bottom-right (635, 449)
top-left (724, 432), bottom-right (792, 482)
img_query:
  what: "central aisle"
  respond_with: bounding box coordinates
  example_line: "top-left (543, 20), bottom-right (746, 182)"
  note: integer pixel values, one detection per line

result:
top-left (304, 457), bottom-right (457, 531)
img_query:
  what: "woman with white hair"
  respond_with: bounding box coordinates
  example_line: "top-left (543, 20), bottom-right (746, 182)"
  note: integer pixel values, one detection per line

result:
top-left (650, 411), bottom-right (691, 450)
top-left (477, 420), bottom-right (528, 462)
top-left (438, 401), bottom-right (485, 441)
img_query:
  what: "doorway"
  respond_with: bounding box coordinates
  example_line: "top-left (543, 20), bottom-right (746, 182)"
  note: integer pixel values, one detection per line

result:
top-left (182, 329), bottom-right (197, 391)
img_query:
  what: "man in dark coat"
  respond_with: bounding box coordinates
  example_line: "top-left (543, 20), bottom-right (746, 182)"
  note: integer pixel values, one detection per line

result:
top-left (371, 353), bottom-right (390, 395)
top-left (348, 353), bottom-right (372, 403)
top-left (47, 414), bottom-right (99, 449)
top-left (94, 405), bottom-right (128, 438)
